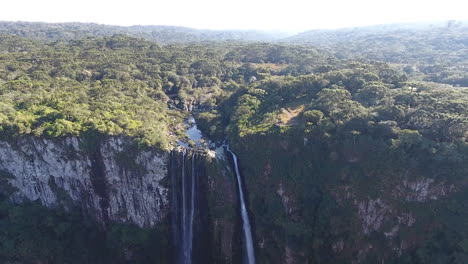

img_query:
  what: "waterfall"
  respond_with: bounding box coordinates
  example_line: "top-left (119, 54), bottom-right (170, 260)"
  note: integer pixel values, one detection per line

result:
top-left (188, 153), bottom-right (196, 262)
top-left (181, 150), bottom-right (187, 263)
top-left (171, 150), bottom-right (197, 264)
top-left (172, 116), bottom-right (204, 263)
top-left (170, 151), bottom-right (181, 263)
top-left (226, 146), bottom-right (256, 264)
top-left (171, 144), bottom-right (255, 263)
top-left (182, 149), bottom-right (190, 264)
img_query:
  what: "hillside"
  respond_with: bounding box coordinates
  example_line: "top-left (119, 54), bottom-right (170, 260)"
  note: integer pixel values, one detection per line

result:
top-left (0, 21), bottom-right (290, 44)
top-left (287, 21), bottom-right (468, 86)
top-left (0, 21), bottom-right (467, 263)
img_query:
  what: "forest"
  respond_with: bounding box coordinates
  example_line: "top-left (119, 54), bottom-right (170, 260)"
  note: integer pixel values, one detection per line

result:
top-left (1, 24), bottom-right (466, 148)
top-left (0, 21), bottom-right (467, 263)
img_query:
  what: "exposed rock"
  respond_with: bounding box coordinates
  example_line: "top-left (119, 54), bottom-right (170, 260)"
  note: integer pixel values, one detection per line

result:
top-left (264, 162), bottom-right (272, 176)
top-left (100, 137), bottom-right (169, 226)
top-left (358, 198), bottom-right (390, 234)
top-left (332, 239), bottom-right (345, 253)
top-left (276, 182), bottom-right (298, 218)
top-left (0, 136), bottom-right (169, 227)
top-left (284, 246), bottom-right (295, 264)
top-left (394, 178), bottom-right (455, 201)
top-left (384, 225), bottom-right (399, 238)
top-left (332, 185), bottom-right (355, 204)
top-left (397, 212), bottom-right (416, 227)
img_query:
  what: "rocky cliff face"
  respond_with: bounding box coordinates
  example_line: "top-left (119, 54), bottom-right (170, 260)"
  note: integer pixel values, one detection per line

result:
top-left (0, 136), bottom-right (169, 227)
top-left (166, 147), bottom-right (243, 263)
top-left (4, 133), bottom-right (462, 263)
top-left (0, 136), bottom-right (240, 263)
top-left (232, 133), bottom-right (468, 264)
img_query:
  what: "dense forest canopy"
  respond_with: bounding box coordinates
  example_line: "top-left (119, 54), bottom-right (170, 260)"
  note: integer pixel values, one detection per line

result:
top-left (0, 21), bottom-right (468, 263)
top-left (0, 33), bottom-right (338, 148)
top-left (0, 22), bottom-right (467, 149)
top-left (0, 21), bottom-right (290, 44)
top-left (288, 21), bottom-right (468, 86)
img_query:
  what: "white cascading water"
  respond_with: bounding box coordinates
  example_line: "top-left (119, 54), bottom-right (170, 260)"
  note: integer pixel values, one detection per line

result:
top-left (188, 153), bottom-right (196, 262)
top-left (226, 146), bottom-right (256, 264)
top-left (175, 117), bottom-right (202, 264)
top-left (181, 150), bottom-right (188, 263)
top-left (179, 150), bottom-right (196, 264)
top-left (171, 151), bottom-right (180, 263)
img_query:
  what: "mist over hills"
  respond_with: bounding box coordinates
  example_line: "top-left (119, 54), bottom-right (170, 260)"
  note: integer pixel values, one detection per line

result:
top-left (0, 21), bottom-right (293, 43)
top-left (0, 20), bottom-right (465, 44)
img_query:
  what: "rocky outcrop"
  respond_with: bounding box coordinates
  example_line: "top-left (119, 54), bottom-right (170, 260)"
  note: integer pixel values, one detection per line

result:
top-left (0, 136), bottom-right (241, 263)
top-left (357, 198), bottom-right (390, 234)
top-left (394, 178), bottom-right (455, 201)
top-left (0, 136), bottom-right (169, 227)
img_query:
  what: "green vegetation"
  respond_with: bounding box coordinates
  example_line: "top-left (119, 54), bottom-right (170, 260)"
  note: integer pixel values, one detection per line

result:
top-left (0, 21), bottom-right (287, 44)
top-left (0, 198), bottom-right (170, 263)
top-left (0, 21), bottom-right (468, 263)
top-left (209, 63), bottom-right (467, 146)
top-left (0, 34), bottom-right (335, 148)
top-left (288, 21), bottom-right (468, 87)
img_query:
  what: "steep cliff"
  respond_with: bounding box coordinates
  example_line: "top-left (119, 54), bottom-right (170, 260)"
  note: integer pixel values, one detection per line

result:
top-left (1, 133), bottom-right (466, 263)
top-left (0, 136), bottom-right (169, 227)
top-left (0, 135), bottom-right (241, 263)
top-left (230, 131), bottom-right (468, 264)
top-left (169, 147), bottom-right (241, 264)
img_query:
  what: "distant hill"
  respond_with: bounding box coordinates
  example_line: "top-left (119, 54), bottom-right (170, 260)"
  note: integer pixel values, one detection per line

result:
top-left (2, 20), bottom-right (468, 86)
top-left (0, 21), bottom-right (292, 43)
top-left (285, 21), bottom-right (468, 63)
top-left (284, 21), bottom-right (468, 86)
top-left (0, 20), bottom-right (468, 264)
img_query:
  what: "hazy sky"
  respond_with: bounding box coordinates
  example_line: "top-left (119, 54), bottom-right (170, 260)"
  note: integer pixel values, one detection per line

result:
top-left (1, 0), bottom-right (467, 32)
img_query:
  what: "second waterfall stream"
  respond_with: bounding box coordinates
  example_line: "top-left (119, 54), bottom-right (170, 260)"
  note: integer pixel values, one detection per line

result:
top-left (171, 115), bottom-right (256, 263)
top-left (226, 146), bottom-right (256, 264)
